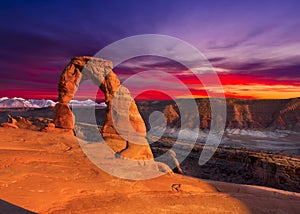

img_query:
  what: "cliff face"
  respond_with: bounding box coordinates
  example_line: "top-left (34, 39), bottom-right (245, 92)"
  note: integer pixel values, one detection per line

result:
top-left (272, 98), bottom-right (300, 130)
top-left (138, 98), bottom-right (300, 131)
top-left (152, 139), bottom-right (300, 193)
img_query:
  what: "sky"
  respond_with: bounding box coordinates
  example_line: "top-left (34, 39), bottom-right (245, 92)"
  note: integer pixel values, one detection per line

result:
top-left (0, 0), bottom-right (299, 100)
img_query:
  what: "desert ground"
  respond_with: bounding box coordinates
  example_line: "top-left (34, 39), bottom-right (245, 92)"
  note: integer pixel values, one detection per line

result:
top-left (0, 127), bottom-right (299, 214)
top-left (1, 106), bottom-right (299, 192)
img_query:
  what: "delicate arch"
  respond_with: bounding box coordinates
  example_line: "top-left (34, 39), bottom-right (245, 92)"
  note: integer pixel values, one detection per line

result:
top-left (54, 56), bottom-right (153, 160)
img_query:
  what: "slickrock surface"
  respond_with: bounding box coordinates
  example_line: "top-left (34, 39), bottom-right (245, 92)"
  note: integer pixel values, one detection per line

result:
top-left (1, 128), bottom-right (299, 214)
top-left (54, 56), bottom-right (153, 160)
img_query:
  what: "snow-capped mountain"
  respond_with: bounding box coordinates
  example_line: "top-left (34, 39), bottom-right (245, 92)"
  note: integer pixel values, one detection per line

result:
top-left (0, 97), bottom-right (55, 108)
top-left (69, 99), bottom-right (107, 108)
top-left (28, 99), bottom-right (57, 108)
top-left (0, 97), bottom-right (107, 109)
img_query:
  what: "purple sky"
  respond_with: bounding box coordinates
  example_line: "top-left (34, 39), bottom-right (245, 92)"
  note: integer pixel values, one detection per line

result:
top-left (0, 0), bottom-right (300, 99)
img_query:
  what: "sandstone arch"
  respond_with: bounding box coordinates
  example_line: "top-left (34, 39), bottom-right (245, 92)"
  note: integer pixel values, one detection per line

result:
top-left (54, 56), bottom-right (153, 160)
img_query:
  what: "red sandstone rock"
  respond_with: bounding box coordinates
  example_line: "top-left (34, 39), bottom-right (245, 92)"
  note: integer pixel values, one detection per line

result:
top-left (55, 56), bottom-right (154, 160)
top-left (138, 98), bottom-right (300, 131)
top-left (163, 105), bottom-right (179, 124)
top-left (2, 115), bottom-right (34, 130)
top-left (0, 123), bottom-right (18, 129)
top-left (54, 103), bottom-right (74, 129)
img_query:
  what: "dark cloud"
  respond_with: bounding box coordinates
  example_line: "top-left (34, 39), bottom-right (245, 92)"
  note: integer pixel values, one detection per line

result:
top-left (216, 61), bottom-right (267, 72)
top-left (257, 64), bottom-right (300, 79)
top-left (114, 56), bottom-right (188, 75)
top-left (208, 57), bottom-right (227, 63)
top-left (217, 59), bottom-right (300, 80)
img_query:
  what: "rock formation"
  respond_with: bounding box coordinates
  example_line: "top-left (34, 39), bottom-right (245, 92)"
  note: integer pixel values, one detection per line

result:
top-left (54, 56), bottom-right (153, 160)
top-left (163, 105), bottom-right (179, 125)
top-left (0, 115), bottom-right (35, 130)
top-left (138, 98), bottom-right (300, 131)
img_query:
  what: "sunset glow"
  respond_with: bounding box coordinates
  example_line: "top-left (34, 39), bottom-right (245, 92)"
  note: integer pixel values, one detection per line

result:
top-left (0, 0), bottom-right (299, 100)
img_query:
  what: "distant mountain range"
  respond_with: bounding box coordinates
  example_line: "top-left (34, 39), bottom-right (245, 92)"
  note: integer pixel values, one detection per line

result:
top-left (0, 97), bottom-right (107, 108)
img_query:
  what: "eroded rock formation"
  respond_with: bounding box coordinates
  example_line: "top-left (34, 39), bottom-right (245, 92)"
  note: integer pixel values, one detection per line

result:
top-left (54, 56), bottom-right (153, 160)
top-left (1, 115), bottom-right (36, 130)
top-left (138, 98), bottom-right (300, 131)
